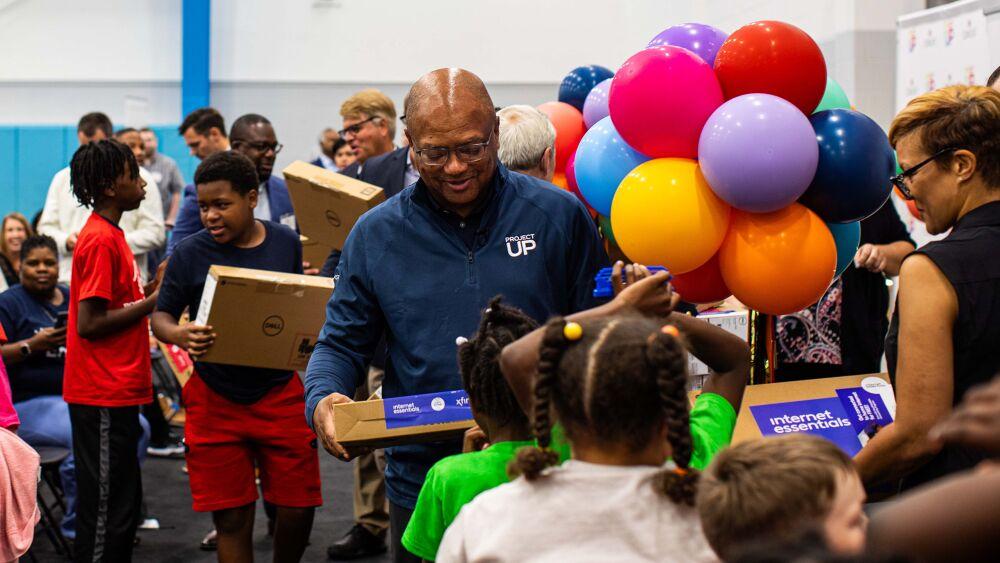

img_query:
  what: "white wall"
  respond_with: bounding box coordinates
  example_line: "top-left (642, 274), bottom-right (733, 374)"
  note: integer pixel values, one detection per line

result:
top-left (0, 0), bottom-right (933, 165)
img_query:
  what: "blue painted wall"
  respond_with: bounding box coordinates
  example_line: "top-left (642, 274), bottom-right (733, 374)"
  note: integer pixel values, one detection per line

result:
top-left (0, 125), bottom-right (198, 218)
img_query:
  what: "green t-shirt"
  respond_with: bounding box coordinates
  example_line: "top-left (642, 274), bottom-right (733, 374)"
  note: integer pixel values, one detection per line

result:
top-left (402, 439), bottom-right (535, 561)
top-left (687, 391), bottom-right (737, 470)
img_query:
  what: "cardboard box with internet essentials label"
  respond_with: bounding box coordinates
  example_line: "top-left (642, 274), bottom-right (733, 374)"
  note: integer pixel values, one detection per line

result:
top-left (283, 160), bottom-right (386, 250)
top-left (194, 266), bottom-right (335, 371)
top-left (334, 390), bottom-right (476, 449)
top-left (731, 373), bottom-right (896, 456)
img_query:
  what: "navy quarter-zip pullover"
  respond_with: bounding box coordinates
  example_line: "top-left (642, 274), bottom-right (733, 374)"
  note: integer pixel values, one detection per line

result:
top-left (305, 165), bottom-right (608, 507)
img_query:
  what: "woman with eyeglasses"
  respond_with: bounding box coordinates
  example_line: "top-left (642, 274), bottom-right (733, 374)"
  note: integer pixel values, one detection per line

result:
top-left (855, 85), bottom-right (1000, 492)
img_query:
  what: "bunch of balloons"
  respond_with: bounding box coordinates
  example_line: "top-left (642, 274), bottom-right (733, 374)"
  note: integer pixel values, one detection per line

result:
top-left (555, 21), bottom-right (895, 315)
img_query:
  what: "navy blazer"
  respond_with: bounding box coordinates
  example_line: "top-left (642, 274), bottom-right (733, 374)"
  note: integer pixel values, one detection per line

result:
top-left (168, 175), bottom-right (295, 255)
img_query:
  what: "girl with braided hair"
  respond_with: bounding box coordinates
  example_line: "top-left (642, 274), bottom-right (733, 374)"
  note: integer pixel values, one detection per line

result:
top-left (437, 312), bottom-right (742, 562)
top-left (402, 295), bottom-right (554, 561)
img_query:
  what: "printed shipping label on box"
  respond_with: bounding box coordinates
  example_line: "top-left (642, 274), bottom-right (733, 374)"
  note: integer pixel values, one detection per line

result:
top-left (283, 161), bottom-right (386, 250)
top-left (383, 390), bottom-right (472, 429)
top-left (734, 374), bottom-right (895, 456)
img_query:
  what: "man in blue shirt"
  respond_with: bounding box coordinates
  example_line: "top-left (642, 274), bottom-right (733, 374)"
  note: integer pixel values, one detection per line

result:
top-left (305, 68), bottom-right (608, 562)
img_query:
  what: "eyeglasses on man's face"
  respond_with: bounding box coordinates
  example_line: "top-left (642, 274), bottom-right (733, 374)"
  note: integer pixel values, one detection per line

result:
top-left (233, 140), bottom-right (283, 155)
top-left (890, 147), bottom-right (958, 201)
top-left (338, 116), bottom-right (380, 139)
top-left (413, 130), bottom-right (494, 167)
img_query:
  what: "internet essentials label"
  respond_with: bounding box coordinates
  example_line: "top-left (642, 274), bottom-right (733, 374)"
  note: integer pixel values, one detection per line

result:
top-left (750, 386), bottom-right (894, 456)
top-left (383, 390), bottom-right (473, 429)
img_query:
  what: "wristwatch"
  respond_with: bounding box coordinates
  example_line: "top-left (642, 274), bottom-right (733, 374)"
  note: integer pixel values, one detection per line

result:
top-left (19, 341), bottom-right (31, 358)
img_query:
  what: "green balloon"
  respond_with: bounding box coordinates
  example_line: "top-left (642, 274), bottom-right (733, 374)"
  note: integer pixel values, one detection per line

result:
top-left (812, 77), bottom-right (851, 113)
top-left (598, 215), bottom-right (617, 246)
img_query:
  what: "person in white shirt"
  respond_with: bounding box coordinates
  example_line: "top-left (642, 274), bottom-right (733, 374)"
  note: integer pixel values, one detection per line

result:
top-left (37, 113), bottom-right (164, 284)
top-left (438, 310), bottom-right (729, 563)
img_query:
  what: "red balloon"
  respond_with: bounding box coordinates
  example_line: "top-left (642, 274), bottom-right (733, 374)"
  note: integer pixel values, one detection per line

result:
top-left (714, 21), bottom-right (826, 115)
top-left (894, 188), bottom-right (923, 221)
top-left (671, 252), bottom-right (731, 304)
top-left (537, 101), bottom-right (586, 173)
top-left (566, 151), bottom-right (580, 194)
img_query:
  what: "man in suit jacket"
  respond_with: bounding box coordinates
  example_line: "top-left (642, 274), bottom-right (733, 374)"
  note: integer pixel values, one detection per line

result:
top-left (168, 114), bottom-right (296, 255)
top-left (310, 128), bottom-right (341, 172)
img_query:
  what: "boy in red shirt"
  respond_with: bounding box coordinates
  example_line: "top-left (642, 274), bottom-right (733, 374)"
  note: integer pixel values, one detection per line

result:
top-left (152, 151), bottom-right (320, 562)
top-left (65, 140), bottom-right (161, 562)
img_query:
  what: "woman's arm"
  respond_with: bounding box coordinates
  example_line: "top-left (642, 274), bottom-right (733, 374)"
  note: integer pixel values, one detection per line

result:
top-left (854, 255), bottom-right (957, 486)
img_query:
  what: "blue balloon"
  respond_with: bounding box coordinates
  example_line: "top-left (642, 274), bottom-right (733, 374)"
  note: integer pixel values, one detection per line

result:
top-left (800, 109), bottom-right (895, 223)
top-left (826, 221), bottom-right (861, 278)
top-left (558, 65), bottom-right (615, 112)
top-left (574, 117), bottom-right (650, 216)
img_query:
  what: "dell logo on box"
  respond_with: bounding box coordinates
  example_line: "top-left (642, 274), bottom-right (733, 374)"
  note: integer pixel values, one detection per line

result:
top-left (262, 315), bottom-right (285, 336)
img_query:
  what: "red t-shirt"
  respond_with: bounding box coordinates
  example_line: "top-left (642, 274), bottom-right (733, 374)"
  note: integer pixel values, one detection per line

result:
top-left (0, 323), bottom-right (19, 430)
top-left (64, 214), bottom-right (151, 406)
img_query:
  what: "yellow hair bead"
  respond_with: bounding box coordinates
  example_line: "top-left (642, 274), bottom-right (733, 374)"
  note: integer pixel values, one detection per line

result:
top-left (563, 322), bottom-right (583, 341)
top-left (661, 325), bottom-right (680, 338)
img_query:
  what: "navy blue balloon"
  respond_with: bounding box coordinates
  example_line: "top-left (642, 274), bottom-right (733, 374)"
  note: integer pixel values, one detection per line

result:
top-left (559, 65), bottom-right (615, 111)
top-left (800, 109), bottom-right (895, 223)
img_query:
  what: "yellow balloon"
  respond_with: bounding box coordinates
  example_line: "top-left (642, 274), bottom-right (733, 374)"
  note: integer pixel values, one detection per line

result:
top-left (610, 158), bottom-right (731, 274)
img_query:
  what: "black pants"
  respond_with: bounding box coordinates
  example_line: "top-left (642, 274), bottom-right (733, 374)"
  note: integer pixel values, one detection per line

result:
top-left (389, 501), bottom-right (421, 563)
top-left (69, 404), bottom-right (143, 563)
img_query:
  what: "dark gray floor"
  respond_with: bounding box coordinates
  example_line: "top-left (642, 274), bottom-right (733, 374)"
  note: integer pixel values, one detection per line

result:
top-left (29, 452), bottom-right (392, 563)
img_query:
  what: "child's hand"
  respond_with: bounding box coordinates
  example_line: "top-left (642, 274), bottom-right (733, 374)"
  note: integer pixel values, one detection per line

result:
top-left (610, 261), bottom-right (654, 296)
top-left (302, 261), bottom-right (321, 276)
top-left (614, 270), bottom-right (679, 318)
top-left (463, 425), bottom-right (490, 453)
top-left (178, 324), bottom-right (215, 357)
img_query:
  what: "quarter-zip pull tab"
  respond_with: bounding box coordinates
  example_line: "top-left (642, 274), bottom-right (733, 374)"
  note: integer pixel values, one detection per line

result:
top-left (467, 251), bottom-right (473, 263)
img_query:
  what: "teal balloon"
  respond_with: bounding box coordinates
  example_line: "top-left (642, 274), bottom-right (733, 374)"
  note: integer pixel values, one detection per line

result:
top-left (598, 215), bottom-right (617, 246)
top-left (827, 221), bottom-right (861, 278)
top-left (812, 77), bottom-right (851, 113)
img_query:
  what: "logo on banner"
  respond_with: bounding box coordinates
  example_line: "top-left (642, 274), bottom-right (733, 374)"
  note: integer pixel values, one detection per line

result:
top-left (505, 233), bottom-right (537, 258)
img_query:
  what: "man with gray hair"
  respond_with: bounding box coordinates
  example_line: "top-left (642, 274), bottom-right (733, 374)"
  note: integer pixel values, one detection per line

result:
top-left (497, 105), bottom-right (556, 182)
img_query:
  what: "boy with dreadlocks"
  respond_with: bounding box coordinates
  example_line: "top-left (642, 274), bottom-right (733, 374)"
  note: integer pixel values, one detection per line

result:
top-left (64, 140), bottom-right (162, 561)
top-left (401, 296), bottom-right (546, 560)
top-left (438, 272), bottom-right (749, 561)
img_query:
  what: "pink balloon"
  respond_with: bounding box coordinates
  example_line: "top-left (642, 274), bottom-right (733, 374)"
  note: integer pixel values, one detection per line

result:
top-left (609, 46), bottom-right (723, 158)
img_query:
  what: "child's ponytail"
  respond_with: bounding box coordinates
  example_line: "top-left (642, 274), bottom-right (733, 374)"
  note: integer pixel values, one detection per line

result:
top-left (510, 317), bottom-right (572, 480)
top-left (646, 325), bottom-right (700, 506)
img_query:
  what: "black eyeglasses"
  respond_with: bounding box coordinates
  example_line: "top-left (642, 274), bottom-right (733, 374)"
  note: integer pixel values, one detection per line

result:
top-left (413, 130), bottom-right (494, 167)
top-left (232, 140), bottom-right (283, 155)
top-left (338, 116), bottom-right (380, 138)
top-left (890, 147), bottom-right (958, 200)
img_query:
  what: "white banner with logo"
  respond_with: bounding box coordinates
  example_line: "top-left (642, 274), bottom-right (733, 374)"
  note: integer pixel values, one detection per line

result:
top-left (896, 0), bottom-right (993, 112)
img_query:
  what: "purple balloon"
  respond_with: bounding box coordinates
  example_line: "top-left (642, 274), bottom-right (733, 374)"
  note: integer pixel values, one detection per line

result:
top-left (647, 23), bottom-right (728, 66)
top-left (698, 94), bottom-right (819, 213)
top-left (582, 78), bottom-right (612, 129)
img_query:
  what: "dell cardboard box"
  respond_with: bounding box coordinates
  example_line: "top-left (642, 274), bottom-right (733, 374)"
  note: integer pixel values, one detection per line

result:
top-left (194, 266), bottom-right (335, 371)
top-left (334, 390), bottom-right (476, 449)
top-left (284, 160), bottom-right (386, 250)
top-left (300, 235), bottom-right (333, 273)
top-left (731, 373), bottom-right (896, 456)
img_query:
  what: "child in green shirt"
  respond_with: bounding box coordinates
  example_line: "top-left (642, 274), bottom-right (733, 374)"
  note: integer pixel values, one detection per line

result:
top-left (401, 296), bottom-right (541, 561)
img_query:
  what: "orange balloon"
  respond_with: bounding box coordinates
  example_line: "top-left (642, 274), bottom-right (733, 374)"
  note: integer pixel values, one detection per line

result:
top-left (537, 101), bottom-right (586, 173)
top-left (552, 173), bottom-right (569, 190)
top-left (718, 203), bottom-right (836, 315)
